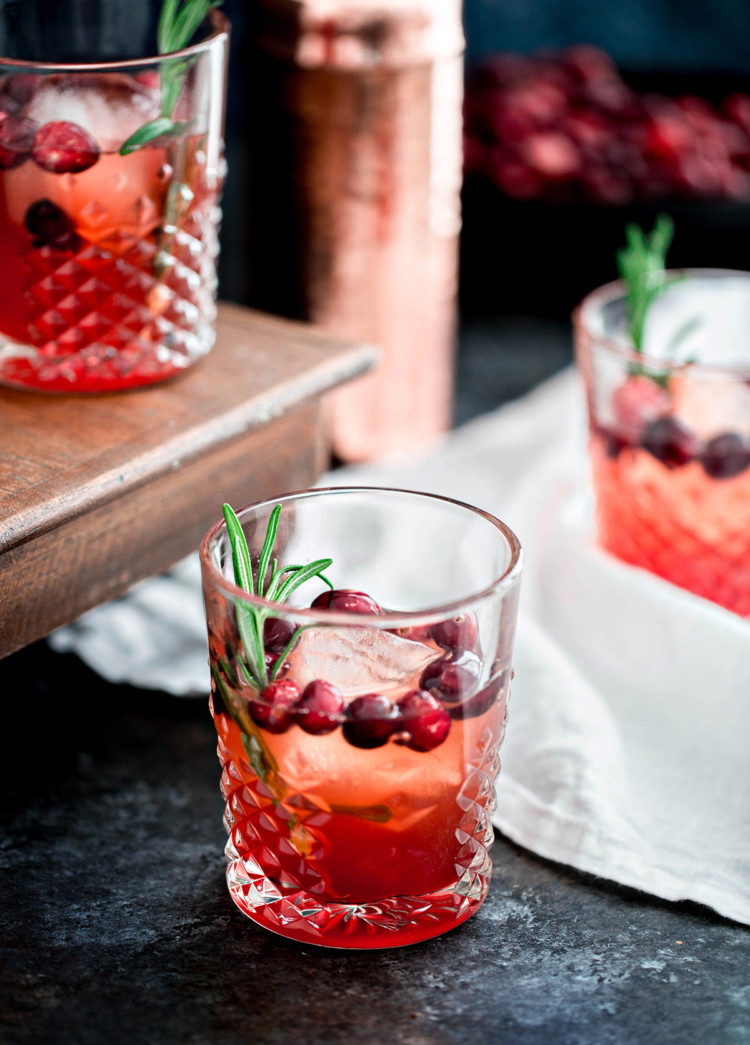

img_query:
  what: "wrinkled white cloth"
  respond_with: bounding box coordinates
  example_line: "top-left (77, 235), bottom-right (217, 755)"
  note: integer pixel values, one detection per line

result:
top-left (50, 368), bottom-right (750, 925)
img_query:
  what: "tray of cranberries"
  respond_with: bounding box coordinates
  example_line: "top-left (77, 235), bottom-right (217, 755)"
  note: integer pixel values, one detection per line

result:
top-left (460, 46), bottom-right (750, 317)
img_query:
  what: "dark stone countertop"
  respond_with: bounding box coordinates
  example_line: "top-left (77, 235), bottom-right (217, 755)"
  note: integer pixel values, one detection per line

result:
top-left (2, 642), bottom-right (749, 1045)
top-left (3, 324), bottom-right (749, 1043)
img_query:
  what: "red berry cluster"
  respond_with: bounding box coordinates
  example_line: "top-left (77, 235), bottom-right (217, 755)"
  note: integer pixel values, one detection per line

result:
top-left (0, 72), bottom-right (184, 256)
top-left (225, 590), bottom-right (500, 753)
top-left (0, 73), bottom-right (112, 255)
top-left (600, 374), bottom-right (750, 477)
top-left (464, 45), bottom-right (750, 205)
top-left (0, 94), bottom-right (101, 175)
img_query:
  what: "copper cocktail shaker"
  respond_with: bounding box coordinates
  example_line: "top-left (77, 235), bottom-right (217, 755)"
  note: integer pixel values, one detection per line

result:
top-left (246, 0), bottom-right (464, 461)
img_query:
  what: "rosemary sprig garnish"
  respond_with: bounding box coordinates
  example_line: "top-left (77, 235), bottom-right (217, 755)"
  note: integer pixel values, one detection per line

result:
top-left (616, 213), bottom-right (676, 355)
top-left (222, 503), bottom-right (333, 691)
top-left (119, 0), bottom-right (221, 155)
top-left (214, 507), bottom-right (393, 827)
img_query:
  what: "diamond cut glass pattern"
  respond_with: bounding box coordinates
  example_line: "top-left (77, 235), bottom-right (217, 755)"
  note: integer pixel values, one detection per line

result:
top-left (0, 12), bottom-right (228, 392)
top-left (216, 688), bottom-right (507, 946)
top-left (7, 161), bottom-right (219, 389)
top-left (200, 488), bottom-right (522, 948)
top-left (576, 272), bottom-right (750, 616)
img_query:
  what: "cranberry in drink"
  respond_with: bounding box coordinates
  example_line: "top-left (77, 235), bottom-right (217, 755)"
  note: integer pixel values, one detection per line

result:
top-left (0, 6), bottom-right (228, 392)
top-left (200, 489), bottom-right (522, 948)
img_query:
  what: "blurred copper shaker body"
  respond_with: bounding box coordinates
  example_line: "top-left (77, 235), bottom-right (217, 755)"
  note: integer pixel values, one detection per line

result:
top-left (247, 0), bottom-right (464, 461)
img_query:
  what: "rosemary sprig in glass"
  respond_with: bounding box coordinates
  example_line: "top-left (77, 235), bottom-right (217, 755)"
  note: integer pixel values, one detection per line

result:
top-left (616, 214), bottom-right (701, 384)
top-left (616, 213), bottom-right (675, 355)
top-left (221, 503), bottom-right (333, 692)
top-left (119, 0), bottom-right (221, 155)
top-left (213, 507), bottom-right (392, 825)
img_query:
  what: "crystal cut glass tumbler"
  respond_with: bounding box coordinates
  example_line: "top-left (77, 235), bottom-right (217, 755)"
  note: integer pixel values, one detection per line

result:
top-left (576, 270), bottom-right (750, 615)
top-left (200, 487), bottom-right (522, 949)
top-left (0, 2), bottom-right (228, 392)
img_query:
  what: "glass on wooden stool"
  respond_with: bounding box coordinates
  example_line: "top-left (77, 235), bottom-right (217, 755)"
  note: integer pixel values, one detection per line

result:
top-left (0, 0), bottom-right (228, 392)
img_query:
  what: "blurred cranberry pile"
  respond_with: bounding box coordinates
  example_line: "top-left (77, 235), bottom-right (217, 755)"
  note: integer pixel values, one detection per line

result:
top-left (464, 45), bottom-right (750, 205)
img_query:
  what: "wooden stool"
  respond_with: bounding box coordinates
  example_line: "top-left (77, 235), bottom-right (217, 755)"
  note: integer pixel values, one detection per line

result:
top-left (0, 303), bottom-right (377, 658)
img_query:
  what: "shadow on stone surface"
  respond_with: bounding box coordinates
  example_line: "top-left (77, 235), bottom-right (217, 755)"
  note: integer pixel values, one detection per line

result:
top-left (1, 644), bottom-right (748, 1045)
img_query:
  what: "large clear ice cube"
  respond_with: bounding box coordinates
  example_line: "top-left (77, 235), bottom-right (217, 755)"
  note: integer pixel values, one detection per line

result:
top-left (285, 624), bottom-right (440, 698)
top-left (25, 74), bottom-right (159, 152)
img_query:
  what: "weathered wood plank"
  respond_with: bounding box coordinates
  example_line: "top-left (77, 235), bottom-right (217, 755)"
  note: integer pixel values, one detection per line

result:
top-left (0, 303), bottom-right (377, 657)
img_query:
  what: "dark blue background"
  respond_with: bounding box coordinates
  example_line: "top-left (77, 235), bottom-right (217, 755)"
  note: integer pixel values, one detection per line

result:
top-left (220, 0), bottom-right (750, 124)
top-left (224, 0), bottom-right (750, 75)
top-left (462, 0), bottom-right (750, 74)
top-left (218, 1), bottom-right (750, 319)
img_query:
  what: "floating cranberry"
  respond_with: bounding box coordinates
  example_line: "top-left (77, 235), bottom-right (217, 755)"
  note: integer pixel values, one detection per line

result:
top-left (396, 690), bottom-right (451, 752)
top-left (641, 416), bottom-right (700, 468)
top-left (431, 613), bottom-right (479, 652)
top-left (599, 427), bottom-right (631, 460)
top-left (0, 73), bottom-right (41, 115)
top-left (31, 120), bottom-right (100, 174)
top-left (24, 198), bottom-right (81, 251)
top-left (419, 648), bottom-right (481, 704)
top-left (264, 649), bottom-right (290, 679)
top-left (263, 616), bottom-right (298, 654)
top-left (0, 115), bottom-right (37, 169)
top-left (701, 432), bottom-right (750, 479)
top-left (249, 679), bottom-right (301, 734)
top-left (342, 693), bottom-right (399, 749)
top-left (612, 375), bottom-right (671, 434)
top-left (311, 589), bottom-right (382, 615)
top-left (297, 680), bottom-right (344, 736)
top-left (450, 672), bottom-right (507, 720)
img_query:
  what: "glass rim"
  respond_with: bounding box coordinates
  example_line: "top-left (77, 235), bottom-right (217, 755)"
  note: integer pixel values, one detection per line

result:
top-left (575, 268), bottom-right (750, 378)
top-left (0, 8), bottom-right (229, 73)
top-left (199, 485), bottom-right (523, 626)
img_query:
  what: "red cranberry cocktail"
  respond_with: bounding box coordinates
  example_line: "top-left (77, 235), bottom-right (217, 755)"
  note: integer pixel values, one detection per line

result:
top-left (576, 269), bottom-right (750, 615)
top-left (200, 488), bottom-right (522, 949)
top-left (0, 4), bottom-right (228, 392)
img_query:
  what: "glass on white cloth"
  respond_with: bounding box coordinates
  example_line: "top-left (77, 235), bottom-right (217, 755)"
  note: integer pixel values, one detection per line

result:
top-left (50, 368), bottom-right (750, 926)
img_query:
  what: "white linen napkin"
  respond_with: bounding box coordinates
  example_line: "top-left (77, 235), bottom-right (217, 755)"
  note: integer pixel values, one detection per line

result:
top-left (50, 368), bottom-right (750, 925)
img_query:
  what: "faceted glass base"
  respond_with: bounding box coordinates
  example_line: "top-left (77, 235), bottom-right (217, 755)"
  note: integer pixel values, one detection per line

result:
top-left (225, 844), bottom-right (490, 950)
top-left (216, 703), bottom-right (501, 950)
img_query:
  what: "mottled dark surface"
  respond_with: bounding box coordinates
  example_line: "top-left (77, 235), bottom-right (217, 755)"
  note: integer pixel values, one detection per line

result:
top-left (1, 643), bottom-right (748, 1045)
